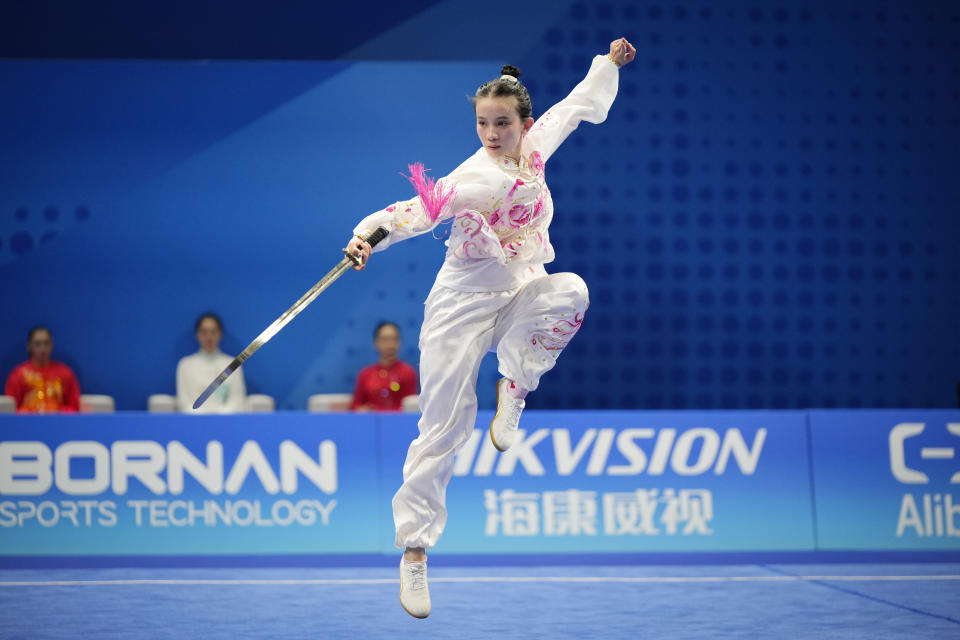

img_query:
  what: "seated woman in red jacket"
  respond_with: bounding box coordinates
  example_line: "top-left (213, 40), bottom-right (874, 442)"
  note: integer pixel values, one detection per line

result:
top-left (5, 326), bottom-right (80, 413)
top-left (351, 322), bottom-right (418, 412)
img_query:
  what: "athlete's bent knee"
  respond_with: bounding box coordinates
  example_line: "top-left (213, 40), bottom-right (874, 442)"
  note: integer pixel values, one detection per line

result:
top-left (554, 272), bottom-right (589, 307)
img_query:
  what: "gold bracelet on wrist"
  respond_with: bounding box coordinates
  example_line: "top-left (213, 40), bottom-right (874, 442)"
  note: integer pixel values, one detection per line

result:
top-left (606, 54), bottom-right (622, 68)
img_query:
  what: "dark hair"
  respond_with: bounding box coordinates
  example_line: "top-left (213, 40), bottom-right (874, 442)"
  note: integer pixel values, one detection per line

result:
top-left (27, 326), bottom-right (52, 342)
top-left (374, 321), bottom-right (400, 340)
top-left (473, 64), bottom-right (533, 120)
top-left (195, 312), bottom-right (224, 333)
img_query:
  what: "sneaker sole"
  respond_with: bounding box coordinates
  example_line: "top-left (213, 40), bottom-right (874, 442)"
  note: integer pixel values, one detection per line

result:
top-left (399, 597), bottom-right (430, 619)
top-left (399, 567), bottom-right (430, 619)
top-left (489, 379), bottom-right (508, 452)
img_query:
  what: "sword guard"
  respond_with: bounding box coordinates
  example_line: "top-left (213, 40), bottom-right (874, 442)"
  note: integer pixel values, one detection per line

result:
top-left (343, 226), bottom-right (389, 267)
top-left (344, 248), bottom-right (364, 267)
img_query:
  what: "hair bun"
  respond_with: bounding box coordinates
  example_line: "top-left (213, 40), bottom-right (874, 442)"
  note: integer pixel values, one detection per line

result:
top-left (500, 64), bottom-right (522, 79)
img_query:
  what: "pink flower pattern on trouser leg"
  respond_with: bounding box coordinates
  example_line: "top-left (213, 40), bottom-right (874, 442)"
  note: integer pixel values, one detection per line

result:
top-left (491, 273), bottom-right (589, 391)
top-left (392, 272), bottom-right (590, 549)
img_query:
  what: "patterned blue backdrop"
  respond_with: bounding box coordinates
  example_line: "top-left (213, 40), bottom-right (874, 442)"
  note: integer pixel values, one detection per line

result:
top-left (1, 0), bottom-right (958, 410)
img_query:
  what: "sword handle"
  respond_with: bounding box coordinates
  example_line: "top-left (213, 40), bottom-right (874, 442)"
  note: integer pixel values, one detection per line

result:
top-left (366, 226), bottom-right (389, 247)
top-left (344, 226), bottom-right (390, 266)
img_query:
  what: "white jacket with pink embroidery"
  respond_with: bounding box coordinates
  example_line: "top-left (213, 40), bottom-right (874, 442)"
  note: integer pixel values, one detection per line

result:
top-left (352, 54), bottom-right (619, 292)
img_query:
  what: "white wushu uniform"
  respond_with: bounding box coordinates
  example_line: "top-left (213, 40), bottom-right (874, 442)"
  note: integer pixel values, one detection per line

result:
top-left (353, 55), bottom-right (620, 549)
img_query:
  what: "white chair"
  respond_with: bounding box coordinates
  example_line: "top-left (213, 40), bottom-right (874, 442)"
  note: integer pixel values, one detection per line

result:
top-left (307, 393), bottom-right (353, 412)
top-left (0, 395), bottom-right (16, 413)
top-left (401, 394), bottom-right (420, 413)
top-left (245, 394), bottom-right (275, 412)
top-left (80, 394), bottom-right (115, 413)
top-left (148, 394), bottom-right (177, 413)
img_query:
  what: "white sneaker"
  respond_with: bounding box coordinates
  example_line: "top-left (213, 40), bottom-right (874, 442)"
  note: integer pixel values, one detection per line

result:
top-left (490, 378), bottom-right (525, 452)
top-left (399, 559), bottom-right (431, 619)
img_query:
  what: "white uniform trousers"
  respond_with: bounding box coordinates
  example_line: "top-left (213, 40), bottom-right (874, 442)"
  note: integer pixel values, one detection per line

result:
top-left (392, 271), bottom-right (589, 549)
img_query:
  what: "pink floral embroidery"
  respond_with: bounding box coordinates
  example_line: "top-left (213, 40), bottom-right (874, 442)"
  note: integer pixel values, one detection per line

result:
top-left (530, 151), bottom-right (545, 177)
top-left (508, 204), bottom-right (530, 227)
top-left (450, 212), bottom-right (496, 261)
top-left (532, 191), bottom-right (546, 220)
top-left (532, 114), bottom-right (551, 132)
top-left (535, 312), bottom-right (585, 352)
top-left (462, 212), bottom-right (486, 238)
top-left (555, 313), bottom-right (584, 335)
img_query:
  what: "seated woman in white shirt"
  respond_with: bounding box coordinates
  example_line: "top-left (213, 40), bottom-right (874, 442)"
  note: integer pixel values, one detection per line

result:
top-left (176, 312), bottom-right (246, 413)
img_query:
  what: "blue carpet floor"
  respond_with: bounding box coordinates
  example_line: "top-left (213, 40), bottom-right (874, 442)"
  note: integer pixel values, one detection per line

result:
top-left (1, 564), bottom-right (958, 639)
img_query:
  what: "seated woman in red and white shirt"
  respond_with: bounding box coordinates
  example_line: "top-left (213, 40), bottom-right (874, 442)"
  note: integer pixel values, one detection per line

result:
top-left (351, 322), bottom-right (418, 412)
top-left (5, 326), bottom-right (80, 413)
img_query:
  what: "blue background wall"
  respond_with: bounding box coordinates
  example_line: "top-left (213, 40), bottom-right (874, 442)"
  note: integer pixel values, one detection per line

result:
top-left (1, 0), bottom-right (958, 410)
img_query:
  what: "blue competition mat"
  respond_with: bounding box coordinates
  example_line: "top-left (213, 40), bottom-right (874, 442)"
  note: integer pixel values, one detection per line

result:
top-left (2, 563), bottom-right (958, 639)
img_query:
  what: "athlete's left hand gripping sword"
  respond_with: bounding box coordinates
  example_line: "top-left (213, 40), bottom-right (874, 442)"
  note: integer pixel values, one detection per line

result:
top-left (193, 226), bottom-right (389, 410)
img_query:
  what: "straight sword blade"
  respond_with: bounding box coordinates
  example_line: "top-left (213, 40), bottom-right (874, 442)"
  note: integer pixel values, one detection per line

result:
top-left (192, 225), bottom-right (388, 410)
top-left (193, 258), bottom-right (352, 410)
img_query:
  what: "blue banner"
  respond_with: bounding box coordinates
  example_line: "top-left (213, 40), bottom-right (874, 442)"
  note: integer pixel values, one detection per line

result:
top-left (3, 410), bottom-right (959, 559)
top-left (0, 413), bottom-right (381, 555)
top-left (416, 411), bottom-right (814, 553)
top-left (808, 410), bottom-right (960, 550)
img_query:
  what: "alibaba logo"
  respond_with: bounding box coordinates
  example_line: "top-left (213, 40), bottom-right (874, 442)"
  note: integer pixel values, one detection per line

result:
top-left (888, 423), bottom-right (960, 484)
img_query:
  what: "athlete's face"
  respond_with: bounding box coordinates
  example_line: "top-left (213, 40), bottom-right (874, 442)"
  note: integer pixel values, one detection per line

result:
top-left (475, 96), bottom-right (533, 160)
